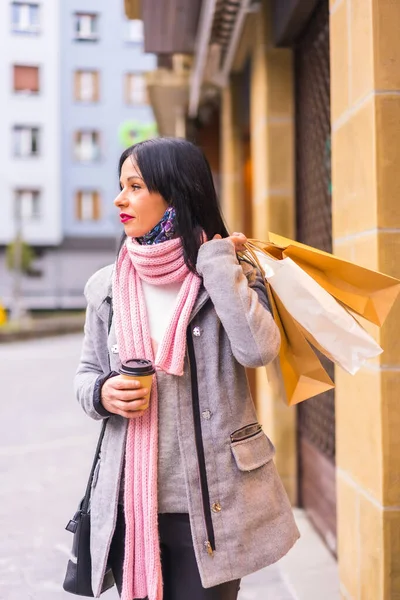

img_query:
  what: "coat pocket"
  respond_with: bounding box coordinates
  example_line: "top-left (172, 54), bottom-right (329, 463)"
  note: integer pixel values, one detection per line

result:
top-left (230, 429), bottom-right (276, 472)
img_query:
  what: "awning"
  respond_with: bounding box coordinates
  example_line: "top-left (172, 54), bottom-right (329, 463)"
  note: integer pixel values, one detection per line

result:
top-left (189, 0), bottom-right (260, 116)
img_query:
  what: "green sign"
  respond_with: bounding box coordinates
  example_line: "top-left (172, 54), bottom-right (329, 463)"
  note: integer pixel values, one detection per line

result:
top-left (118, 120), bottom-right (158, 148)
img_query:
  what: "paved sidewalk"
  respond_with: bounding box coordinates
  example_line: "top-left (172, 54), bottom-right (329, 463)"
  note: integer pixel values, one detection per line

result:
top-left (240, 509), bottom-right (340, 600)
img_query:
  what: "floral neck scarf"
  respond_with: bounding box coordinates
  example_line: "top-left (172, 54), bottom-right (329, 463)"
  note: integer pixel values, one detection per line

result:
top-left (136, 207), bottom-right (177, 245)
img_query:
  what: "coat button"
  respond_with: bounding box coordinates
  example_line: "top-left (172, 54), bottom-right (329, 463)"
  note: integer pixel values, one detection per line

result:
top-left (202, 410), bottom-right (211, 420)
top-left (193, 326), bottom-right (201, 337)
top-left (111, 344), bottom-right (119, 354)
top-left (211, 502), bottom-right (222, 513)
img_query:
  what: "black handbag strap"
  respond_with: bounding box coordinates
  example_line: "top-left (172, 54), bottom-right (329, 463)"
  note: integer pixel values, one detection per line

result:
top-left (81, 295), bottom-right (113, 514)
top-left (81, 419), bottom-right (107, 513)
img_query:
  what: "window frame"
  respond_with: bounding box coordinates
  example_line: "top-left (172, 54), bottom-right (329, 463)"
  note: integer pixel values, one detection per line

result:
top-left (74, 70), bottom-right (100, 103)
top-left (13, 64), bottom-right (40, 95)
top-left (11, 2), bottom-right (40, 34)
top-left (15, 188), bottom-right (41, 221)
top-left (74, 12), bottom-right (99, 42)
top-left (74, 130), bottom-right (101, 163)
top-left (13, 125), bottom-right (40, 157)
top-left (75, 190), bottom-right (101, 221)
top-left (124, 72), bottom-right (148, 106)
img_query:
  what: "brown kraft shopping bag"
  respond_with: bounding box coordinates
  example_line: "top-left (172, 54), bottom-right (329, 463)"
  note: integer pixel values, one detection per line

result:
top-left (266, 286), bottom-right (334, 406)
top-left (266, 233), bottom-right (400, 326)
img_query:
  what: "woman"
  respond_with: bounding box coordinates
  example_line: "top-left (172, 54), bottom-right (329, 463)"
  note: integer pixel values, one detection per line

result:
top-left (75, 137), bottom-right (299, 600)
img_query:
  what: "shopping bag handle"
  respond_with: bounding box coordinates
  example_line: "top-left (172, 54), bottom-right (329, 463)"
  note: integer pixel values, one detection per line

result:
top-left (240, 242), bottom-right (268, 281)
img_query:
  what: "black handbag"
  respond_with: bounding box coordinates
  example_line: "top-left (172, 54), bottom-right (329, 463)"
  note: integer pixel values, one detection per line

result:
top-left (63, 295), bottom-right (115, 596)
top-left (63, 419), bottom-right (115, 596)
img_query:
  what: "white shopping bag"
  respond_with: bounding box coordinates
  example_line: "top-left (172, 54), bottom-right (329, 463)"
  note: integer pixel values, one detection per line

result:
top-left (255, 251), bottom-right (383, 375)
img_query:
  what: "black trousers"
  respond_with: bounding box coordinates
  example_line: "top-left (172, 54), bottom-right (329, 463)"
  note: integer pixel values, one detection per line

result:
top-left (108, 507), bottom-right (241, 600)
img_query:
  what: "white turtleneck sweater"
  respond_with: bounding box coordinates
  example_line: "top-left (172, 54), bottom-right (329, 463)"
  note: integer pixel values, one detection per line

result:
top-left (141, 280), bottom-right (182, 353)
top-left (141, 279), bottom-right (189, 513)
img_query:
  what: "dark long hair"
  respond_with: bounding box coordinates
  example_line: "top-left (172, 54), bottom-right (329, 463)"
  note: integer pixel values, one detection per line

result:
top-left (118, 137), bottom-right (229, 272)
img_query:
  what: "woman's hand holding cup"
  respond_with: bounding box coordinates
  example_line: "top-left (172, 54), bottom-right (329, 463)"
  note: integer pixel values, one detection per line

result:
top-left (101, 376), bottom-right (150, 419)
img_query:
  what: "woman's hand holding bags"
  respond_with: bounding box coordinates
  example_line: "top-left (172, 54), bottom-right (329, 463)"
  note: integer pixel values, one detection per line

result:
top-left (212, 232), bottom-right (247, 252)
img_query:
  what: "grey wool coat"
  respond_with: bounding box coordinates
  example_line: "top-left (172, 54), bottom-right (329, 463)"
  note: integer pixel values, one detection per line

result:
top-left (75, 238), bottom-right (300, 598)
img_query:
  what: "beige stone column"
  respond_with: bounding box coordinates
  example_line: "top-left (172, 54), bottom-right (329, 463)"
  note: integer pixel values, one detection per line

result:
top-left (249, 0), bottom-right (297, 503)
top-left (330, 0), bottom-right (400, 597)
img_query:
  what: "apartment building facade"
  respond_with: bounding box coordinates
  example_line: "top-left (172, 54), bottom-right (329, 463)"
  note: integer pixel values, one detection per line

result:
top-left (0, 0), bottom-right (156, 309)
top-left (0, 1), bottom-right (62, 247)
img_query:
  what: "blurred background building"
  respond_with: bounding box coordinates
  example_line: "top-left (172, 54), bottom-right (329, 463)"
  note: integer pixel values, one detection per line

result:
top-left (0, 0), bottom-right (63, 302)
top-left (123, 0), bottom-right (400, 598)
top-left (0, 0), bottom-right (156, 309)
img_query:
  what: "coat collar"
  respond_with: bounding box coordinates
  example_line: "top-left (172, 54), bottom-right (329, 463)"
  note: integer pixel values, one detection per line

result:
top-left (189, 285), bottom-right (210, 322)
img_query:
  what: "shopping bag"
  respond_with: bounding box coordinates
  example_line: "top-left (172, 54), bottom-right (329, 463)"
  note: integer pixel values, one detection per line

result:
top-left (256, 251), bottom-right (383, 375)
top-left (262, 233), bottom-right (400, 327)
top-left (266, 285), bottom-right (334, 405)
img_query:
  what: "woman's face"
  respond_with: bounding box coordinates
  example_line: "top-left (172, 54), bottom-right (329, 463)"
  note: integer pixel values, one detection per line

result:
top-left (114, 157), bottom-right (169, 238)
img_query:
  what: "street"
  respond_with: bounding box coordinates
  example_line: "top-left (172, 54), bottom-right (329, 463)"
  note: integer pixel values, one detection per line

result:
top-left (0, 334), bottom-right (336, 600)
top-left (0, 334), bottom-right (112, 600)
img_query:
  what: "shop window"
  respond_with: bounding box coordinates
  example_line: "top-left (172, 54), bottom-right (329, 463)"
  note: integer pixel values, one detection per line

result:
top-left (74, 13), bottom-right (98, 41)
top-left (13, 126), bottom-right (40, 157)
top-left (76, 191), bottom-right (101, 221)
top-left (11, 2), bottom-right (40, 34)
top-left (74, 70), bottom-right (99, 102)
top-left (13, 65), bottom-right (40, 94)
top-left (15, 189), bottom-right (41, 220)
top-left (74, 131), bottom-right (101, 162)
top-left (124, 73), bottom-right (148, 105)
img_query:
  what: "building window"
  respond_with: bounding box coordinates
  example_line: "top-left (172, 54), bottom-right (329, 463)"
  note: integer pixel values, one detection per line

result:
top-left (11, 2), bottom-right (40, 33)
top-left (13, 126), bottom-right (40, 157)
top-left (74, 131), bottom-right (101, 162)
top-left (13, 65), bottom-right (40, 94)
top-left (76, 191), bottom-right (100, 221)
top-left (74, 71), bottom-right (99, 102)
top-left (74, 13), bottom-right (98, 41)
top-left (15, 189), bottom-right (41, 220)
top-left (125, 20), bottom-right (143, 43)
top-left (125, 73), bottom-right (148, 105)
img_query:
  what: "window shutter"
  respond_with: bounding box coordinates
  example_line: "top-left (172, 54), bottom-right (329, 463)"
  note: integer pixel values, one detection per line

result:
top-left (74, 132), bottom-right (80, 160)
top-left (93, 192), bottom-right (101, 220)
top-left (14, 66), bottom-right (39, 93)
top-left (74, 71), bottom-right (81, 100)
top-left (124, 74), bottom-right (130, 103)
top-left (94, 72), bottom-right (99, 102)
top-left (76, 192), bottom-right (83, 220)
top-left (93, 132), bottom-right (100, 160)
top-left (31, 128), bottom-right (39, 155)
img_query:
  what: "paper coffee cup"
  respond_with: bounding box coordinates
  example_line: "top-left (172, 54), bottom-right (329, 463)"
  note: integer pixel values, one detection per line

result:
top-left (119, 359), bottom-right (155, 411)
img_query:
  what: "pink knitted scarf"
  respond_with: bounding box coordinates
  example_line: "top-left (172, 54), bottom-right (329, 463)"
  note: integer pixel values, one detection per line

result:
top-left (112, 236), bottom-right (201, 600)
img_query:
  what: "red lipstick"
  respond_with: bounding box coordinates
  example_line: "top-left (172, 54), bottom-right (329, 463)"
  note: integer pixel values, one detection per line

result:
top-left (120, 213), bottom-right (134, 223)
